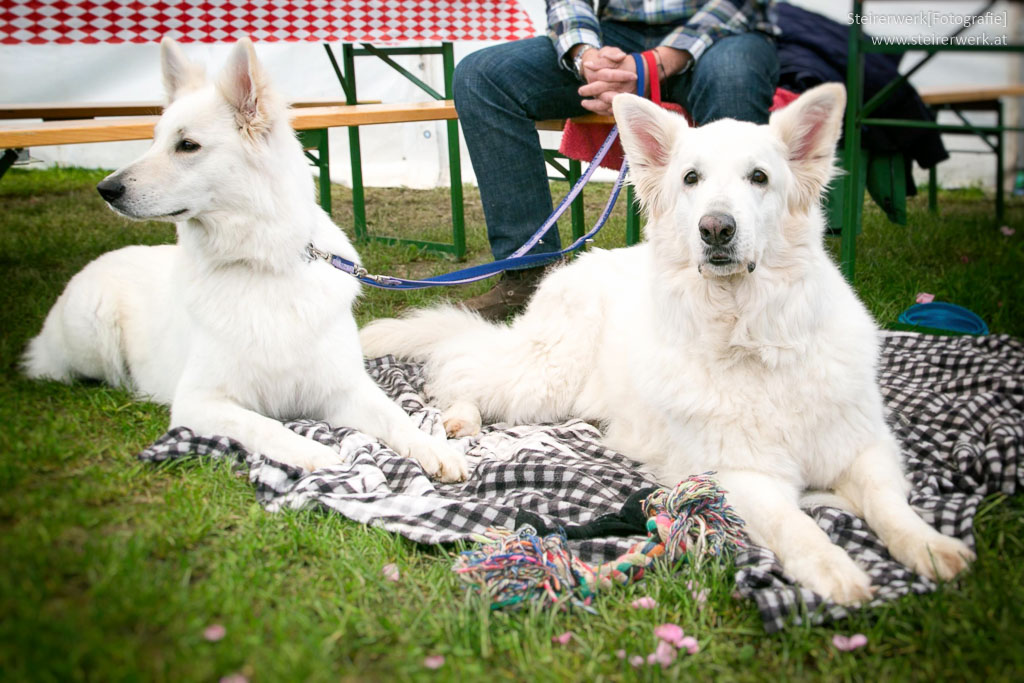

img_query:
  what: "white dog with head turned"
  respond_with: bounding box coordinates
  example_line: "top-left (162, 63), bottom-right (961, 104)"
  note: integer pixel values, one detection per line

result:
top-left (23, 38), bottom-right (467, 482)
top-left (360, 84), bottom-right (973, 603)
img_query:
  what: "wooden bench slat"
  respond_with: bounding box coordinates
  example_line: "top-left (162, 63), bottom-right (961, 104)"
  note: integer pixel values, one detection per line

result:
top-left (291, 101), bottom-right (457, 129)
top-left (919, 84), bottom-right (1024, 106)
top-left (0, 116), bottom-right (160, 147)
top-left (0, 98), bottom-right (380, 120)
top-left (0, 102), bottom-right (164, 120)
top-left (0, 101), bottom-right (457, 148)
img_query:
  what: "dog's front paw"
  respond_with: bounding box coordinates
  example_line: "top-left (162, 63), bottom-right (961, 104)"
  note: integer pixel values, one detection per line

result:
top-left (283, 440), bottom-right (345, 472)
top-left (891, 532), bottom-right (975, 582)
top-left (442, 400), bottom-right (482, 438)
top-left (408, 437), bottom-right (469, 483)
top-left (786, 545), bottom-right (875, 605)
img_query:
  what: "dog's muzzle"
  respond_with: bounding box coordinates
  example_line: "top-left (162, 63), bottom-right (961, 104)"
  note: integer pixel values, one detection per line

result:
top-left (696, 212), bottom-right (756, 276)
top-left (96, 177), bottom-right (126, 204)
top-left (699, 212), bottom-right (737, 266)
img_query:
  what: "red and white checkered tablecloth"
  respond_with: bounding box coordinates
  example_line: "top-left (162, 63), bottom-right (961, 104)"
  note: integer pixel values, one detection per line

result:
top-left (1, 1), bottom-right (537, 45)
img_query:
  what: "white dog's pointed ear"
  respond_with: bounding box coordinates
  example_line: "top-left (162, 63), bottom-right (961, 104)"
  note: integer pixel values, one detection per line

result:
top-left (161, 38), bottom-right (206, 102)
top-left (613, 93), bottom-right (683, 170)
top-left (612, 94), bottom-right (686, 215)
top-left (770, 83), bottom-right (846, 208)
top-left (217, 38), bottom-right (275, 139)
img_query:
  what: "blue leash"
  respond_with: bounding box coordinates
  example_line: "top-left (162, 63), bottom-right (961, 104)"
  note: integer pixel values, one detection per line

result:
top-left (307, 54), bottom-right (647, 291)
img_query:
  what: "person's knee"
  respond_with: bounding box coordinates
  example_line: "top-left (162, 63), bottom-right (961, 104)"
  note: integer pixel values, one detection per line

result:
top-left (455, 40), bottom-right (548, 111)
top-left (693, 35), bottom-right (777, 92)
top-left (456, 38), bottom-right (561, 114)
top-left (454, 50), bottom-right (490, 108)
top-left (689, 34), bottom-right (778, 124)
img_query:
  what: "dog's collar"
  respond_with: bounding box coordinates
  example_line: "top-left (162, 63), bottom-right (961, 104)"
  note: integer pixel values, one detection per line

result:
top-left (306, 243), bottom-right (399, 284)
top-left (305, 243), bottom-right (331, 263)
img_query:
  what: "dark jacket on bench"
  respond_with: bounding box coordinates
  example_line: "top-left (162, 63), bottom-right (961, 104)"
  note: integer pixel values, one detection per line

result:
top-left (775, 4), bottom-right (948, 182)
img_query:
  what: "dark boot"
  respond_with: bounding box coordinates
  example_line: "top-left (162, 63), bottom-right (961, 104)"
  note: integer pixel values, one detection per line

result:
top-left (460, 267), bottom-right (547, 322)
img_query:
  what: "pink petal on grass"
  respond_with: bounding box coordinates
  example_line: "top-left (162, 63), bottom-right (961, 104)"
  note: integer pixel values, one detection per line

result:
top-left (685, 580), bottom-right (708, 604)
top-left (423, 655), bottom-right (445, 669)
top-left (833, 633), bottom-right (868, 651)
top-left (629, 655), bottom-right (645, 668)
top-left (653, 623), bottom-right (684, 645)
top-left (680, 636), bottom-right (700, 655)
top-left (552, 631), bottom-right (573, 645)
top-left (1000, 225), bottom-right (1015, 236)
top-left (203, 624), bottom-right (226, 642)
top-left (382, 563), bottom-right (400, 582)
top-left (651, 640), bottom-right (677, 668)
top-left (916, 292), bottom-right (935, 304)
top-left (219, 675), bottom-right (248, 683)
top-left (631, 596), bottom-right (657, 609)
top-left (616, 649), bottom-right (627, 659)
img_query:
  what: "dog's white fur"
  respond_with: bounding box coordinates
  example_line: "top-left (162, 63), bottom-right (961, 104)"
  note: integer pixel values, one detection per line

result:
top-left (22, 39), bottom-right (467, 482)
top-left (360, 84), bottom-right (973, 603)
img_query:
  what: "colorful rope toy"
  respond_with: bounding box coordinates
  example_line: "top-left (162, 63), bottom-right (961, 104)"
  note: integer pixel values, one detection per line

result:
top-left (452, 473), bottom-right (746, 611)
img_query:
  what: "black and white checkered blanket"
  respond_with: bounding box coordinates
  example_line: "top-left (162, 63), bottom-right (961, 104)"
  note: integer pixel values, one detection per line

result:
top-left (139, 332), bottom-right (1023, 632)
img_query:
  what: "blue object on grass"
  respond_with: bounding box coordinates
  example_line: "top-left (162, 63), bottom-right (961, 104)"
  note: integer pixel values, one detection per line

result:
top-left (898, 302), bottom-right (989, 335)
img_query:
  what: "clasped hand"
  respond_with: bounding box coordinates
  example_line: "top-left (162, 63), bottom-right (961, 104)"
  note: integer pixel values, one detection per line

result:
top-left (577, 46), bottom-right (641, 116)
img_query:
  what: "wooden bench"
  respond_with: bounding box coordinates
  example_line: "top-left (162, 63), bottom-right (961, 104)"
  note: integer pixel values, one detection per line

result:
top-left (0, 98), bottom-right (368, 121)
top-left (0, 99), bottom-right (444, 145)
top-left (0, 100), bottom-right (458, 217)
top-left (916, 84), bottom-right (1024, 219)
top-left (919, 84), bottom-right (1024, 107)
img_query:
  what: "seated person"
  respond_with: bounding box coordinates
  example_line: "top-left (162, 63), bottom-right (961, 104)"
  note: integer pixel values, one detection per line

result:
top-left (454, 0), bottom-right (780, 320)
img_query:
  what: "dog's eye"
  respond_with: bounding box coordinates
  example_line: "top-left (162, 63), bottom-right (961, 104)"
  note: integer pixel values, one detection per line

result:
top-left (683, 170), bottom-right (699, 186)
top-left (176, 139), bottom-right (201, 153)
top-left (750, 169), bottom-right (768, 185)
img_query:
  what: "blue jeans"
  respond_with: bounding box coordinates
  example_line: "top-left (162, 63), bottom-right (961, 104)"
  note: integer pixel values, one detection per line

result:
top-left (454, 25), bottom-right (779, 262)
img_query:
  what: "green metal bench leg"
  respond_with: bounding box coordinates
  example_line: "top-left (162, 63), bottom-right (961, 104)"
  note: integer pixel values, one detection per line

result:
top-left (442, 42), bottom-right (466, 259)
top-left (348, 126), bottom-right (367, 240)
top-left (568, 159), bottom-right (584, 241)
top-left (315, 130), bottom-right (331, 214)
top-left (996, 101), bottom-right (1005, 222)
top-left (840, 5), bottom-right (866, 283)
top-left (341, 44), bottom-right (368, 241)
top-left (928, 166), bottom-right (938, 213)
top-left (625, 185), bottom-right (641, 245)
top-left (297, 129), bottom-right (332, 214)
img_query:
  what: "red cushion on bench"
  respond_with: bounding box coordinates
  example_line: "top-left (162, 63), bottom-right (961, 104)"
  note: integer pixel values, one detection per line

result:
top-left (559, 87), bottom-right (798, 170)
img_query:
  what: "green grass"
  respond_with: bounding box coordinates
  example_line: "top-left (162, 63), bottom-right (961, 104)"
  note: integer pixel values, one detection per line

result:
top-left (1, 166), bottom-right (1022, 681)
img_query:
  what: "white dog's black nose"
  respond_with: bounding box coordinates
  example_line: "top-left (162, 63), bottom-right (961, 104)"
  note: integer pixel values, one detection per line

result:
top-left (96, 178), bottom-right (126, 203)
top-left (699, 213), bottom-right (736, 247)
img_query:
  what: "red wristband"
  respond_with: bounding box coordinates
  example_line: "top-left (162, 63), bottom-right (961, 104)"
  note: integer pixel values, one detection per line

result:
top-left (641, 50), bottom-right (661, 104)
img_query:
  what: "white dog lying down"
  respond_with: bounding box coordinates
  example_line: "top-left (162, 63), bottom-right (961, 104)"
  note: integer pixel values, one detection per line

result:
top-left (360, 84), bottom-right (974, 603)
top-left (22, 39), bottom-right (467, 482)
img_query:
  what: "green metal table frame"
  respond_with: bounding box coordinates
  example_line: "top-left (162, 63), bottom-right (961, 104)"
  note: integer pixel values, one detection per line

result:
top-left (323, 42), bottom-right (465, 259)
top-left (840, 0), bottom-right (1024, 281)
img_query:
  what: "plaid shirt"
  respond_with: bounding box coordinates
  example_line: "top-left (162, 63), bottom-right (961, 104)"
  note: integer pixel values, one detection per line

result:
top-left (547, 0), bottom-right (777, 68)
